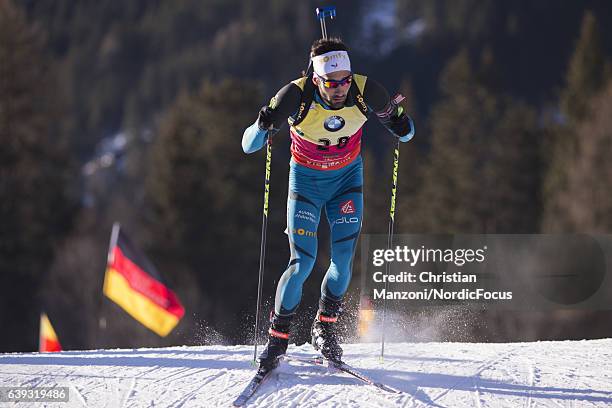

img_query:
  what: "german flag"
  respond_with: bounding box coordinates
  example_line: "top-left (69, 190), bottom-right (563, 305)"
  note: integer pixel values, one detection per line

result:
top-left (39, 313), bottom-right (62, 352)
top-left (103, 223), bottom-right (185, 336)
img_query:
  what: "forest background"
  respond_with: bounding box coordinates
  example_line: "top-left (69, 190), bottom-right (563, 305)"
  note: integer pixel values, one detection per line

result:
top-left (2, 0), bottom-right (612, 352)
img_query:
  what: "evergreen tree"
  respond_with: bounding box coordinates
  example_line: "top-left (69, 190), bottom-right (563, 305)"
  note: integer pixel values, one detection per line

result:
top-left (0, 0), bottom-right (76, 351)
top-left (560, 11), bottom-right (605, 124)
top-left (415, 49), bottom-right (541, 233)
top-left (542, 11), bottom-right (607, 232)
top-left (559, 81), bottom-right (612, 231)
top-left (416, 50), bottom-right (492, 233)
top-left (485, 103), bottom-right (541, 232)
top-left (144, 79), bottom-right (291, 342)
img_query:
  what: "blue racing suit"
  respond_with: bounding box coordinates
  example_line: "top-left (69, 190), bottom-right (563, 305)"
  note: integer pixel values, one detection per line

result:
top-left (242, 73), bottom-right (414, 316)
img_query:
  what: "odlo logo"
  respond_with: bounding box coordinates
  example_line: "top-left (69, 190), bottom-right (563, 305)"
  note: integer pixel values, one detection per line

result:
top-left (334, 217), bottom-right (359, 225)
top-left (340, 199), bottom-right (355, 214)
top-left (324, 116), bottom-right (345, 132)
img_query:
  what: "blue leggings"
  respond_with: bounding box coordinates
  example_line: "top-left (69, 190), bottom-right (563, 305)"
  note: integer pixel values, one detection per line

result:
top-left (275, 156), bottom-right (363, 315)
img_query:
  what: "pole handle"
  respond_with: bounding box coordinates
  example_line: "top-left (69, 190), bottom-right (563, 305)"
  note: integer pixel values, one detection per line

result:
top-left (315, 6), bottom-right (336, 39)
top-left (316, 6), bottom-right (336, 20)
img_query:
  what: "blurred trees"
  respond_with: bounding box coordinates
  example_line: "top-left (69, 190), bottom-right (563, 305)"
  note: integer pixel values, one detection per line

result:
top-left (401, 50), bottom-right (541, 234)
top-left (554, 81), bottom-right (612, 232)
top-left (560, 11), bottom-right (607, 124)
top-left (21, 0), bottom-right (337, 157)
top-left (143, 79), bottom-right (292, 343)
top-left (0, 0), bottom-right (77, 351)
top-left (393, 0), bottom-right (612, 118)
top-left (542, 11), bottom-right (610, 232)
top-left (0, 0), bottom-right (610, 349)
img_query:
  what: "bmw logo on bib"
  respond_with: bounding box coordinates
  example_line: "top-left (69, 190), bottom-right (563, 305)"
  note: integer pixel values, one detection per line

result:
top-left (324, 115), bottom-right (345, 132)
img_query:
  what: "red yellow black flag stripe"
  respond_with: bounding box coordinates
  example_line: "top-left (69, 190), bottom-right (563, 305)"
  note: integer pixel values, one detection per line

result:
top-left (103, 223), bottom-right (185, 337)
top-left (39, 313), bottom-right (62, 352)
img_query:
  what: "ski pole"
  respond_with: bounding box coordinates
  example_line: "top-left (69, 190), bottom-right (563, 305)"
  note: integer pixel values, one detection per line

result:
top-left (316, 6), bottom-right (336, 39)
top-left (380, 94), bottom-right (406, 361)
top-left (303, 7), bottom-right (336, 75)
top-left (252, 133), bottom-right (274, 364)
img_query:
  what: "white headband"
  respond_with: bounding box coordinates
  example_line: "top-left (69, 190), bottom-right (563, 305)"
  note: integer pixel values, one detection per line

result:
top-left (311, 50), bottom-right (351, 76)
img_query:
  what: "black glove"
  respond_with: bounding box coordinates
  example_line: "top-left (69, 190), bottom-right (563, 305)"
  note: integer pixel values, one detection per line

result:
top-left (376, 98), bottom-right (412, 138)
top-left (257, 106), bottom-right (275, 131)
top-left (389, 111), bottom-right (412, 137)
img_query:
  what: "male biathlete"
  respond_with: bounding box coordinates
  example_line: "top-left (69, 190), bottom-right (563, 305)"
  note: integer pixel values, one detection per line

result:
top-left (242, 37), bottom-right (414, 370)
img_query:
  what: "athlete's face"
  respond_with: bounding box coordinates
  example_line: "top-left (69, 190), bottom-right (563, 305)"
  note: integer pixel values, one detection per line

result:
top-left (314, 70), bottom-right (351, 109)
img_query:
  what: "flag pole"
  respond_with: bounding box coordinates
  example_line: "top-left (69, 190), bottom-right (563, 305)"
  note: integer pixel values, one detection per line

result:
top-left (107, 222), bottom-right (121, 265)
top-left (97, 222), bottom-right (121, 347)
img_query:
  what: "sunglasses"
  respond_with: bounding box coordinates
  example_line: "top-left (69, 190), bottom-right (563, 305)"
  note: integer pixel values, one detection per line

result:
top-left (317, 74), bottom-right (352, 89)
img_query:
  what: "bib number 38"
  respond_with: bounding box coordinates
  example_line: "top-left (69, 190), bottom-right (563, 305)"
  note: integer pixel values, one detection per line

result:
top-left (317, 136), bottom-right (349, 151)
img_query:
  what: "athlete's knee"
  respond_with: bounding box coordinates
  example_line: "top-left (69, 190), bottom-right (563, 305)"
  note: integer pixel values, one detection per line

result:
top-left (287, 235), bottom-right (318, 278)
top-left (281, 257), bottom-right (315, 285)
top-left (331, 243), bottom-right (355, 268)
top-left (334, 241), bottom-right (355, 256)
top-left (322, 271), bottom-right (351, 299)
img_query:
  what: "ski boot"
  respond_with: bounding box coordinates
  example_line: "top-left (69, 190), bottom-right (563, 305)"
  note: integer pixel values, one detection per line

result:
top-left (311, 297), bottom-right (343, 362)
top-left (258, 313), bottom-right (292, 370)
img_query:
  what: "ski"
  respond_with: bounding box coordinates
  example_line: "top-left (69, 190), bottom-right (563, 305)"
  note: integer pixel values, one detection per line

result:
top-left (234, 354), bottom-right (400, 406)
top-left (232, 366), bottom-right (276, 407)
top-left (332, 360), bottom-right (402, 394)
top-left (284, 354), bottom-right (402, 394)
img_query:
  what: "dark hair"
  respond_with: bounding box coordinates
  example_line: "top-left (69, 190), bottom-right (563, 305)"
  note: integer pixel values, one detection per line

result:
top-left (310, 37), bottom-right (349, 58)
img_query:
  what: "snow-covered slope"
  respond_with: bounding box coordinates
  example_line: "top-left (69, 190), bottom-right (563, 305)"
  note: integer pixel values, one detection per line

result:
top-left (1, 340), bottom-right (611, 407)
